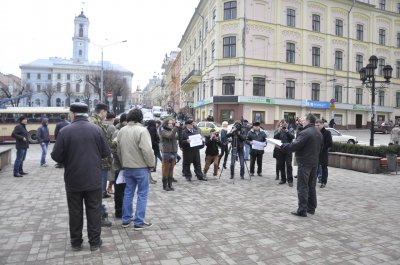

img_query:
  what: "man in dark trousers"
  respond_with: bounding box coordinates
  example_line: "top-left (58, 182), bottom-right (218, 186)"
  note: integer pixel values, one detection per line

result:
top-left (315, 119), bottom-right (332, 188)
top-left (281, 114), bottom-right (323, 217)
top-left (179, 119), bottom-right (207, 181)
top-left (51, 103), bottom-right (110, 251)
top-left (226, 121), bottom-right (247, 179)
top-left (11, 116), bottom-right (29, 177)
top-left (274, 119), bottom-right (295, 186)
top-left (54, 113), bottom-right (70, 168)
top-left (246, 122), bottom-right (268, 177)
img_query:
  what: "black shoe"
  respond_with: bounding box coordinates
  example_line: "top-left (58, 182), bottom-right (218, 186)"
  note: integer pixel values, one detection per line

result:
top-left (307, 210), bottom-right (315, 215)
top-left (185, 177), bottom-right (192, 182)
top-left (172, 178), bottom-right (177, 183)
top-left (115, 212), bottom-right (122, 219)
top-left (279, 181), bottom-right (286, 185)
top-left (240, 176), bottom-right (244, 179)
top-left (90, 239), bottom-right (102, 251)
top-left (223, 164), bottom-right (227, 169)
top-left (318, 178), bottom-right (321, 183)
top-left (288, 182), bottom-right (293, 187)
top-left (101, 213), bottom-right (112, 227)
top-left (275, 176), bottom-right (279, 180)
top-left (198, 177), bottom-right (208, 181)
top-left (294, 175), bottom-right (297, 178)
top-left (151, 169), bottom-right (156, 172)
top-left (230, 176), bottom-right (234, 179)
top-left (71, 244), bottom-right (82, 251)
top-left (14, 174), bottom-right (23, 177)
top-left (250, 173), bottom-right (254, 177)
top-left (102, 192), bottom-right (111, 198)
top-left (19, 172), bottom-right (28, 175)
top-left (134, 222), bottom-right (153, 231)
top-left (291, 211), bottom-right (307, 217)
top-left (257, 173), bottom-right (262, 177)
top-left (320, 183), bottom-right (326, 188)
top-left (55, 164), bottom-right (63, 168)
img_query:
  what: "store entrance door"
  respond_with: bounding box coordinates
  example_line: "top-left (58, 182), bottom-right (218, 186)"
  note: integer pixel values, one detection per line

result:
top-left (356, 114), bottom-right (362, 128)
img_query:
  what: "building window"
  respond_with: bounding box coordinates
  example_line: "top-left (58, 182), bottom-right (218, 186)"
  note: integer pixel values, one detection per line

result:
top-left (224, 1), bottom-right (237, 20)
top-left (222, 76), bottom-right (235, 95)
top-left (211, 42), bottom-right (215, 63)
top-left (356, 54), bottom-right (363, 72)
top-left (286, 42), bottom-right (295, 63)
top-left (37, 73), bottom-right (41, 80)
top-left (213, 8), bottom-right (216, 25)
top-left (253, 77), bottom-right (265, 97)
top-left (335, 19), bottom-right (343, 36)
top-left (379, 29), bottom-right (386, 45)
top-left (396, 92), bottom-right (400, 107)
top-left (311, 83), bottom-right (320, 101)
top-left (56, 73), bottom-right (61, 80)
top-left (335, 50), bottom-right (343, 70)
top-left (36, 84), bottom-right (41, 92)
top-left (356, 24), bottom-right (364, 41)
top-left (79, 49), bottom-right (82, 56)
top-left (252, 111), bottom-right (265, 123)
top-left (79, 24), bottom-right (84, 37)
top-left (312, 14), bottom-right (320, 32)
top-left (204, 49), bottom-right (207, 67)
top-left (397, 33), bottom-right (400, 48)
top-left (194, 38), bottom-right (196, 49)
top-left (287, 8), bottom-right (296, 27)
top-left (27, 73), bottom-right (30, 79)
top-left (335, 85), bottom-right (342, 103)
top-left (76, 83), bottom-right (80, 93)
top-left (56, 82), bottom-right (61, 92)
top-left (67, 74), bottom-right (70, 80)
top-left (396, 61), bottom-right (400, 78)
top-left (205, 20), bottom-right (209, 33)
top-left (379, 0), bottom-right (386, 10)
top-left (47, 74), bottom-right (51, 80)
top-left (286, 80), bottom-right (295, 99)
top-left (356, 88), bottom-right (363, 104)
top-left (312, 47), bottom-right (320, 67)
top-left (210, 79), bottom-right (214, 97)
top-left (378, 58), bottom-right (385, 76)
top-left (223, 36), bottom-right (236, 58)
top-left (378, 90), bottom-right (385, 106)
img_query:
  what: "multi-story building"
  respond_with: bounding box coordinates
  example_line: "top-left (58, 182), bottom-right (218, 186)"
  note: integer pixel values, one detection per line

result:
top-left (132, 86), bottom-right (143, 107)
top-left (179, 0), bottom-right (400, 129)
top-left (162, 51), bottom-right (182, 112)
top-left (19, 11), bottom-right (133, 112)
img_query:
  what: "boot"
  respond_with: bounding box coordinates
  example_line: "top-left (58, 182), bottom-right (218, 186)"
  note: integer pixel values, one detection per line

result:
top-left (168, 177), bottom-right (174, 191)
top-left (162, 178), bottom-right (170, 191)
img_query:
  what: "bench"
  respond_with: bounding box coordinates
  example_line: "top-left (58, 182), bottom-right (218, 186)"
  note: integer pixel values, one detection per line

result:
top-left (0, 147), bottom-right (12, 170)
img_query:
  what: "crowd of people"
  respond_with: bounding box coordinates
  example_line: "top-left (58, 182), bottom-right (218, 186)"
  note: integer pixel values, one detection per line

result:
top-left (10, 104), bottom-right (334, 251)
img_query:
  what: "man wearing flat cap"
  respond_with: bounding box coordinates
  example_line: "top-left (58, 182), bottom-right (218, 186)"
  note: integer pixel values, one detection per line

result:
top-left (51, 103), bottom-right (111, 251)
top-left (179, 119), bottom-right (207, 181)
top-left (246, 122), bottom-right (268, 177)
top-left (90, 103), bottom-right (114, 226)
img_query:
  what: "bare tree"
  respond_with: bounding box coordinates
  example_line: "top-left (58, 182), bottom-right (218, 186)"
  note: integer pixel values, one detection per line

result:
top-left (64, 84), bottom-right (75, 107)
top-left (0, 74), bottom-right (29, 107)
top-left (42, 84), bottom-right (56, 107)
top-left (83, 84), bottom-right (93, 106)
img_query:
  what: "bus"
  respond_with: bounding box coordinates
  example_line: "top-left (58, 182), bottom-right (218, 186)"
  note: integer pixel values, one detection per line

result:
top-left (0, 107), bottom-right (70, 143)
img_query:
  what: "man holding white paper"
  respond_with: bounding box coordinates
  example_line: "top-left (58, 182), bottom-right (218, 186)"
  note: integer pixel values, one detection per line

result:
top-left (246, 122), bottom-right (268, 176)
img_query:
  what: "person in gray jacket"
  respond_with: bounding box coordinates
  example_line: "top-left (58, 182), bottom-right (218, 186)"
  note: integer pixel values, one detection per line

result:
top-left (281, 114), bottom-right (323, 217)
top-left (160, 118), bottom-right (180, 191)
top-left (51, 103), bottom-right (111, 251)
top-left (36, 118), bottom-right (50, 167)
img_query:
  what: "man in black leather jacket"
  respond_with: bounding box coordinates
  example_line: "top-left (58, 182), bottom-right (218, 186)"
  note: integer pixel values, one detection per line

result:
top-left (226, 121), bottom-right (246, 179)
top-left (281, 114), bottom-right (323, 217)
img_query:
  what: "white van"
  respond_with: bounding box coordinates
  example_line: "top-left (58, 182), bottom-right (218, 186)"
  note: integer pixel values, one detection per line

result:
top-left (152, 106), bottom-right (162, 117)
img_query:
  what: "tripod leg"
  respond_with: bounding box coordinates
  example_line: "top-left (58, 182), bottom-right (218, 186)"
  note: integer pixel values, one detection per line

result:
top-left (244, 159), bottom-right (251, 180)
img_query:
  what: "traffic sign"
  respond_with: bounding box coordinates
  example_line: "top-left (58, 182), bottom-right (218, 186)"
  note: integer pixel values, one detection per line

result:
top-left (107, 92), bottom-right (113, 97)
top-left (330, 98), bottom-right (335, 104)
top-left (329, 104), bottom-right (335, 110)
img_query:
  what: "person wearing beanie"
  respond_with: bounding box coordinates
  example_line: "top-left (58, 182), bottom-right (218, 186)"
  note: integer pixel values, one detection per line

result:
top-left (51, 102), bottom-right (111, 251)
top-left (37, 117), bottom-right (50, 167)
top-left (11, 115), bottom-right (29, 177)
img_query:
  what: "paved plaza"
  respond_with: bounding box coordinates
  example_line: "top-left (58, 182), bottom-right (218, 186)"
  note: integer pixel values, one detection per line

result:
top-left (0, 143), bottom-right (399, 265)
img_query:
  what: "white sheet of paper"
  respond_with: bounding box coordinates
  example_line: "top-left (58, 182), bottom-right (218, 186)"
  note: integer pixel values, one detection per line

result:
top-left (116, 170), bottom-right (125, 184)
top-left (189, 134), bottom-right (203, 147)
top-left (252, 140), bottom-right (266, 150)
top-left (266, 138), bottom-right (282, 146)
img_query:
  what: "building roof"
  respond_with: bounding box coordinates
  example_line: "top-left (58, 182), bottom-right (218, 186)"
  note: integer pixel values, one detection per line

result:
top-left (77, 11), bottom-right (87, 19)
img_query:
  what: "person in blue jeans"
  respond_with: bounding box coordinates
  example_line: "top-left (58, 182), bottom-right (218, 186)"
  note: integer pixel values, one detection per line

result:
top-left (37, 118), bottom-right (50, 167)
top-left (11, 116), bottom-right (29, 177)
top-left (117, 109), bottom-right (155, 230)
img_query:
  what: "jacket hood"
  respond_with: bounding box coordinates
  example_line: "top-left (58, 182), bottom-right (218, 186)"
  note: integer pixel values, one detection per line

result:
top-left (41, 118), bottom-right (48, 126)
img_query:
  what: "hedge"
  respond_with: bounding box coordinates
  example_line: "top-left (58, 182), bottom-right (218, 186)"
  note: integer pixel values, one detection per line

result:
top-left (331, 142), bottom-right (400, 157)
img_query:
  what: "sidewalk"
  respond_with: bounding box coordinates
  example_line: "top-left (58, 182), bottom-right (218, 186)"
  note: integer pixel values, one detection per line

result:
top-left (0, 144), bottom-right (399, 265)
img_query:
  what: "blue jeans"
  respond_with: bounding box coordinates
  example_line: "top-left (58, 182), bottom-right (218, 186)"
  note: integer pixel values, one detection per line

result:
top-left (40, 142), bottom-right (48, 166)
top-left (101, 170), bottom-right (108, 193)
top-left (230, 148), bottom-right (244, 178)
top-left (13, 148), bottom-right (27, 175)
top-left (244, 144), bottom-right (250, 160)
top-left (122, 168), bottom-right (150, 225)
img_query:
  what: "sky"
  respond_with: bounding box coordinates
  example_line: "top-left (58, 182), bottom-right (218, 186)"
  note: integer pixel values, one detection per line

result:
top-left (0, 0), bottom-right (200, 91)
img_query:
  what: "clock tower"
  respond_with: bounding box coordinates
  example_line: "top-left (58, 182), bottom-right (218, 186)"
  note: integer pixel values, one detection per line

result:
top-left (72, 11), bottom-right (90, 63)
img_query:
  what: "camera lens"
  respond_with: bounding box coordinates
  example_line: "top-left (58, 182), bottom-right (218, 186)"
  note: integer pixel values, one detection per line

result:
top-left (282, 127), bottom-right (286, 130)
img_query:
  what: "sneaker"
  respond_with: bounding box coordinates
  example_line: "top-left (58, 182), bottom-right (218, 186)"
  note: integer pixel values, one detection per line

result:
top-left (121, 220), bottom-right (132, 228)
top-left (90, 240), bottom-right (102, 251)
top-left (41, 164), bottom-right (48, 167)
top-left (133, 222), bottom-right (153, 231)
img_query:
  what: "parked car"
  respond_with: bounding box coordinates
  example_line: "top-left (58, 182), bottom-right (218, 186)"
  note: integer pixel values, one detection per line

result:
top-left (374, 121), bottom-right (394, 134)
top-left (142, 112), bottom-right (154, 122)
top-left (326, 128), bottom-right (358, 144)
top-left (160, 111), bottom-right (170, 120)
top-left (196, 121), bottom-right (222, 135)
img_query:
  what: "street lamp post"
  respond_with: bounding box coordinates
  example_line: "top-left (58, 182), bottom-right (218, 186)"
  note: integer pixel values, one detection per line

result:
top-left (359, 55), bottom-right (393, 146)
top-left (93, 40), bottom-right (127, 102)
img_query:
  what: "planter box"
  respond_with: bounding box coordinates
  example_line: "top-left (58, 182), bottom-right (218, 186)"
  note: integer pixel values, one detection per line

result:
top-left (328, 152), bottom-right (382, 174)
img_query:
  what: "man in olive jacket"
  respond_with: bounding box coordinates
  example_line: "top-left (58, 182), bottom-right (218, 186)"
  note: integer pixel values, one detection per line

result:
top-left (282, 114), bottom-right (323, 217)
top-left (51, 103), bottom-right (111, 251)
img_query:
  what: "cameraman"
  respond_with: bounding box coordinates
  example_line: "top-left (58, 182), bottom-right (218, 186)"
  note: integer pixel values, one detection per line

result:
top-left (226, 120), bottom-right (246, 179)
top-left (274, 119), bottom-right (295, 187)
top-left (203, 129), bottom-right (221, 177)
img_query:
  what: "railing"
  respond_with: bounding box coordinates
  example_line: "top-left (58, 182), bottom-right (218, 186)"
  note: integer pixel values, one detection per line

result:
top-left (181, 70), bottom-right (201, 85)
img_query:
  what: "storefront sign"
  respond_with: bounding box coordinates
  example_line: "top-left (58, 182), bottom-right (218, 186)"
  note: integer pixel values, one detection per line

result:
top-left (353, 105), bottom-right (371, 111)
top-left (193, 97), bottom-right (213, 108)
top-left (305, 100), bottom-right (330, 109)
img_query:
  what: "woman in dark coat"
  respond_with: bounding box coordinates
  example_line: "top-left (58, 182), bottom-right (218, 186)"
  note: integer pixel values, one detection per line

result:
top-left (315, 119), bottom-right (332, 188)
top-left (147, 120), bottom-right (162, 172)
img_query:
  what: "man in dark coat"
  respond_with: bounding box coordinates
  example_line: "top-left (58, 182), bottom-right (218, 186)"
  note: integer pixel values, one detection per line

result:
top-left (226, 121), bottom-right (247, 179)
top-left (179, 119), bottom-right (207, 181)
top-left (246, 122), bottom-right (268, 177)
top-left (11, 116), bottom-right (29, 177)
top-left (281, 114), bottom-right (323, 217)
top-left (274, 119), bottom-right (295, 186)
top-left (315, 119), bottom-right (333, 188)
top-left (51, 103), bottom-right (110, 251)
top-left (54, 113), bottom-right (70, 168)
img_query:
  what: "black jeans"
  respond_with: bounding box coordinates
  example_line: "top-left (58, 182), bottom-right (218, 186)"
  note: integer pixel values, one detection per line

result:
top-left (276, 153), bottom-right (293, 183)
top-left (296, 164), bottom-right (318, 213)
top-left (66, 188), bottom-right (102, 247)
top-left (114, 170), bottom-right (126, 217)
top-left (219, 144), bottom-right (229, 166)
top-left (182, 150), bottom-right (204, 179)
top-left (320, 164), bottom-right (328, 184)
top-left (250, 153), bottom-right (263, 174)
